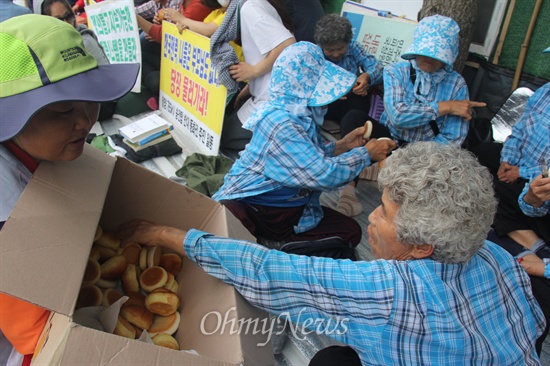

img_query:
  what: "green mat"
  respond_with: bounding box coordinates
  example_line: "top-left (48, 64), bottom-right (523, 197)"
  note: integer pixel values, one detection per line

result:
top-left (497, 0), bottom-right (550, 80)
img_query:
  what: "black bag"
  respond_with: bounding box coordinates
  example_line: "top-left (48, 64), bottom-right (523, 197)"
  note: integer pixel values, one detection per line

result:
top-left (461, 117), bottom-right (494, 149)
top-left (280, 236), bottom-right (357, 260)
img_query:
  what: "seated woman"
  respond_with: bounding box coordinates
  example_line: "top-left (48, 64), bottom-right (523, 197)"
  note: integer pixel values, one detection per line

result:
top-left (0, 14), bottom-right (138, 366)
top-left (212, 42), bottom-right (395, 247)
top-left (336, 15), bottom-right (486, 217)
top-left (313, 13), bottom-right (383, 125)
top-left (119, 142), bottom-right (543, 365)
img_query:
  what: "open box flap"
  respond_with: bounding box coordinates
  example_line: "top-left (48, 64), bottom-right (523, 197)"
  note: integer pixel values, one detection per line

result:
top-left (0, 145), bottom-right (116, 316)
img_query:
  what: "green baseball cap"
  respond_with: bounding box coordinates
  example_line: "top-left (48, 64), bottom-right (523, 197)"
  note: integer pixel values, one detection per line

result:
top-left (0, 14), bottom-right (140, 142)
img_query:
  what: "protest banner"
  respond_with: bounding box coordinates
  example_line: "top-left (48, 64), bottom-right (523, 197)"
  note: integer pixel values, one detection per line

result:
top-left (159, 22), bottom-right (227, 156)
top-left (341, 1), bottom-right (417, 66)
top-left (86, 0), bottom-right (141, 92)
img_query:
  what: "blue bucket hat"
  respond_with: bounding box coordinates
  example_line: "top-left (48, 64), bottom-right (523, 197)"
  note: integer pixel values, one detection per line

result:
top-left (269, 41), bottom-right (356, 107)
top-left (401, 15), bottom-right (459, 69)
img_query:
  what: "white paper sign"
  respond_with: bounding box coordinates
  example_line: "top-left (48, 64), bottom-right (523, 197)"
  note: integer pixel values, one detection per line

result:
top-left (86, 0), bottom-right (142, 92)
top-left (341, 1), bottom-right (417, 66)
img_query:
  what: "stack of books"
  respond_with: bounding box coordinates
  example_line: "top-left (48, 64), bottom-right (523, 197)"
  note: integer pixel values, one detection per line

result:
top-left (119, 114), bottom-right (174, 152)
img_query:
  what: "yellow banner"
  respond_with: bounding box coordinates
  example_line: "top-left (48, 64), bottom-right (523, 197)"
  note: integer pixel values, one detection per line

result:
top-left (159, 22), bottom-right (227, 155)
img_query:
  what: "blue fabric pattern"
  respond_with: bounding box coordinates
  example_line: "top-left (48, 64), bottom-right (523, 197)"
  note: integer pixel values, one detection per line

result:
top-left (379, 61), bottom-right (469, 145)
top-left (184, 229), bottom-right (545, 365)
top-left (401, 15), bottom-right (459, 69)
top-left (213, 42), bottom-right (368, 233)
top-left (501, 82), bottom-right (550, 180)
top-left (330, 41), bottom-right (383, 86)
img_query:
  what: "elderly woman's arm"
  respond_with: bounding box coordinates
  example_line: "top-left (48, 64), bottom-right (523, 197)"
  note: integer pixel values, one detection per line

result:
top-left (228, 38), bottom-right (296, 82)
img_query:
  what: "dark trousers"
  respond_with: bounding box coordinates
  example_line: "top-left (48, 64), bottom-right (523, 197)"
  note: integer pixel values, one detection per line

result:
top-left (340, 109), bottom-right (392, 139)
top-left (220, 200), bottom-right (362, 247)
top-left (493, 178), bottom-right (550, 243)
top-left (531, 276), bottom-right (550, 355)
top-left (309, 346), bottom-right (361, 366)
top-left (469, 141), bottom-right (503, 177)
top-left (325, 92), bottom-right (371, 124)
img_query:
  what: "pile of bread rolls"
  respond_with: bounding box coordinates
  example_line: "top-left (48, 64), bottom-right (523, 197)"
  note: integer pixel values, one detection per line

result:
top-left (77, 225), bottom-right (183, 350)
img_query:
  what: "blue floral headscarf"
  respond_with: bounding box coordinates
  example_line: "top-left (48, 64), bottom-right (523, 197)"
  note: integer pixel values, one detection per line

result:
top-left (243, 42), bottom-right (356, 131)
top-left (401, 14), bottom-right (459, 70)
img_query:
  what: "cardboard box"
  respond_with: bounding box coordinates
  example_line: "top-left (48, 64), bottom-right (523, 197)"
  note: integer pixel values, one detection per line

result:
top-left (0, 145), bottom-right (273, 365)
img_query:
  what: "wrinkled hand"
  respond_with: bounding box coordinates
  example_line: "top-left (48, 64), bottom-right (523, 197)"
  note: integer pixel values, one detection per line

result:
top-left (229, 62), bottom-right (257, 82)
top-left (365, 138), bottom-right (397, 162)
top-left (118, 219), bottom-right (187, 255)
top-left (523, 174), bottom-right (550, 208)
top-left (440, 100), bottom-right (486, 121)
top-left (352, 73), bottom-right (369, 96)
top-left (497, 162), bottom-right (520, 184)
top-left (340, 126), bottom-right (368, 152)
top-left (144, 33), bottom-right (155, 42)
top-left (518, 254), bottom-right (546, 277)
top-left (153, 14), bottom-right (161, 25)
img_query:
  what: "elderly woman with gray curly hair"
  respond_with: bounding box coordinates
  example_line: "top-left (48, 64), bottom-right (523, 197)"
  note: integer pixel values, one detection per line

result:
top-left (119, 142), bottom-right (544, 365)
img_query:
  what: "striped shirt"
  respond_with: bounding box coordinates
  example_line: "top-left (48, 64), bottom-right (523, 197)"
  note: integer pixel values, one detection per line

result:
top-left (501, 82), bottom-right (550, 180)
top-left (136, 0), bottom-right (180, 20)
top-left (331, 41), bottom-right (383, 86)
top-left (212, 110), bottom-right (371, 233)
top-left (380, 61), bottom-right (469, 145)
top-left (185, 229), bottom-right (545, 365)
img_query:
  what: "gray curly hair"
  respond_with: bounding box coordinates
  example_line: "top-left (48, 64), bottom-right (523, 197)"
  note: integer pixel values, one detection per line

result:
top-left (378, 142), bottom-right (496, 264)
top-left (314, 14), bottom-right (353, 47)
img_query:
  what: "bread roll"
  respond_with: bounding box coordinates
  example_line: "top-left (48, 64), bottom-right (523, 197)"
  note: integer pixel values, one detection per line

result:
top-left (145, 288), bottom-right (180, 316)
top-left (140, 266), bottom-right (168, 292)
top-left (139, 247), bottom-right (148, 271)
top-left (133, 325), bottom-right (143, 338)
top-left (123, 291), bottom-right (146, 308)
top-left (82, 258), bottom-right (101, 286)
top-left (95, 231), bottom-right (121, 251)
top-left (89, 246), bottom-right (101, 262)
top-left (122, 264), bottom-right (140, 293)
top-left (157, 8), bottom-right (165, 21)
top-left (96, 278), bottom-right (118, 289)
top-left (94, 225), bottom-right (103, 242)
top-left (101, 255), bottom-right (127, 279)
top-left (77, 284), bottom-right (103, 308)
top-left (93, 245), bottom-right (117, 261)
top-left (147, 246), bottom-right (162, 268)
top-left (121, 243), bottom-right (142, 265)
top-left (148, 312), bottom-right (181, 337)
top-left (165, 279), bottom-right (179, 294)
top-left (152, 333), bottom-right (179, 350)
top-left (102, 288), bottom-right (123, 307)
top-left (159, 253), bottom-right (182, 277)
top-left (120, 304), bottom-right (153, 330)
top-left (164, 273), bottom-right (175, 291)
top-left (363, 120), bottom-right (373, 139)
top-left (114, 314), bottom-right (136, 339)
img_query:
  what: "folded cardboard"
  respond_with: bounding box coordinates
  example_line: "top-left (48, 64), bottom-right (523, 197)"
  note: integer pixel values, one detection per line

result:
top-left (0, 145), bottom-right (273, 365)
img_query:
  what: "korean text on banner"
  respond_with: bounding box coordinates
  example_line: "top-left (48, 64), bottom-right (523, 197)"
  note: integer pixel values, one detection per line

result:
top-left (159, 22), bottom-right (227, 156)
top-left (341, 1), bottom-right (417, 66)
top-left (85, 0), bottom-right (141, 92)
